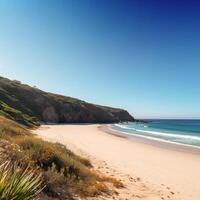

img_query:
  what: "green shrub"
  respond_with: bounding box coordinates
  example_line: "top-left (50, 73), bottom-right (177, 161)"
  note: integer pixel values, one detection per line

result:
top-left (15, 137), bottom-right (92, 180)
top-left (53, 143), bottom-right (92, 167)
top-left (14, 137), bottom-right (123, 197)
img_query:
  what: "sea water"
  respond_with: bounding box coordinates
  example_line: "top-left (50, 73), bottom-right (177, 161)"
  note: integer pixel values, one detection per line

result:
top-left (111, 120), bottom-right (200, 148)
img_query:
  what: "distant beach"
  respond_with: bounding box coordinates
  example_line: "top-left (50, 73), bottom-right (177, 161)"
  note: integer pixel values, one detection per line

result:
top-left (34, 124), bottom-right (200, 200)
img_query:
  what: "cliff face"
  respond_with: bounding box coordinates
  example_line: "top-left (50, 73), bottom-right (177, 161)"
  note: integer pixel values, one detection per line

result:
top-left (0, 76), bottom-right (134, 126)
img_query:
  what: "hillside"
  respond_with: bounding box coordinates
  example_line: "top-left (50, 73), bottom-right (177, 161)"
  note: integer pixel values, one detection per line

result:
top-left (0, 76), bottom-right (134, 126)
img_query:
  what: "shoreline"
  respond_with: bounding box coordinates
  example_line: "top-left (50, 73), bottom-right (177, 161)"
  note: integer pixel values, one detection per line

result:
top-left (34, 124), bottom-right (200, 200)
top-left (102, 125), bottom-right (200, 155)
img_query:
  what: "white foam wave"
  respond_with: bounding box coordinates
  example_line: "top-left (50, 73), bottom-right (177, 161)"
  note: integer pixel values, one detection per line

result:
top-left (108, 126), bottom-right (200, 150)
top-left (114, 124), bottom-right (200, 141)
top-left (136, 129), bottom-right (200, 141)
top-left (114, 123), bottom-right (135, 130)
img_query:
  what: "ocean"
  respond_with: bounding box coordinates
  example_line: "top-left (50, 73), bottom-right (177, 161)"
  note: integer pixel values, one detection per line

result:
top-left (111, 120), bottom-right (200, 148)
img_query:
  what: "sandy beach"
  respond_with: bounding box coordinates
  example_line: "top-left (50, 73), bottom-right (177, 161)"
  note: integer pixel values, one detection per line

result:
top-left (34, 124), bottom-right (200, 200)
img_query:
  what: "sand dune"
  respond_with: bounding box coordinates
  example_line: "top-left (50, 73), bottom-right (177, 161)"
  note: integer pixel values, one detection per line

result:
top-left (34, 124), bottom-right (200, 200)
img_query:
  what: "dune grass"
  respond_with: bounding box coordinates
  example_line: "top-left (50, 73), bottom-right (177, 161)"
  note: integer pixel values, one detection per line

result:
top-left (0, 116), bottom-right (123, 199)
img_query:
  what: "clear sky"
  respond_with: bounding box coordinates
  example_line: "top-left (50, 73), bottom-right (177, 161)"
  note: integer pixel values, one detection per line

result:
top-left (0, 0), bottom-right (200, 119)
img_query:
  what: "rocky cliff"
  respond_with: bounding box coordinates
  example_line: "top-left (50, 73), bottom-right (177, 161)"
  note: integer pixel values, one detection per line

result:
top-left (0, 76), bottom-right (134, 126)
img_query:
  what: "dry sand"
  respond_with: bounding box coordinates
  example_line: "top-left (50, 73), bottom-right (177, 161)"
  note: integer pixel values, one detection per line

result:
top-left (34, 124), bottom-right (200, 200)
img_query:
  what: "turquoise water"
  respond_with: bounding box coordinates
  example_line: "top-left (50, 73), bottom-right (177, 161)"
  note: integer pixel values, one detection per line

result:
top-left (111, 120), bottom-right (200, 147)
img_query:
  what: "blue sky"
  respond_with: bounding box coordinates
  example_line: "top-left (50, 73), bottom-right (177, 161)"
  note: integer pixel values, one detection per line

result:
top-left (0, 0), bottom-right (200, 119)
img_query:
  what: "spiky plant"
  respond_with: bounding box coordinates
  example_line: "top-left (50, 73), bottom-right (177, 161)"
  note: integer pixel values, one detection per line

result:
top-left (0, 160), bottom-right (43, 200)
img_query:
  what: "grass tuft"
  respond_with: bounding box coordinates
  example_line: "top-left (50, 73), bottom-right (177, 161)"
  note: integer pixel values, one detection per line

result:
top-left (0, 159), bottom-right (43, 200)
